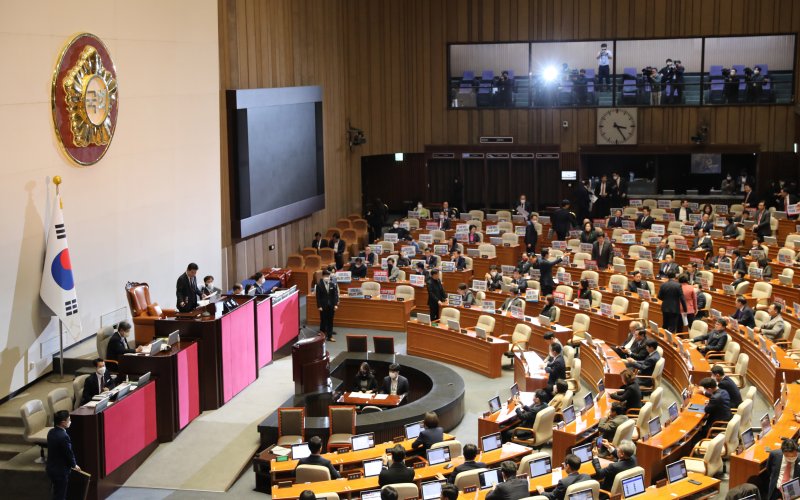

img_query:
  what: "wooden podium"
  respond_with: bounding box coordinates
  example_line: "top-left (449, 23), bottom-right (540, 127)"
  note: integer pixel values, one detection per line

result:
top-left (292, 333), bottom-right (329, 394)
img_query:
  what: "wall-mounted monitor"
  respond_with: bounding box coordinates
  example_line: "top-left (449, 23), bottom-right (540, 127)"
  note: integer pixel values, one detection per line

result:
top-left (561, 170), bottom-right (577, 180)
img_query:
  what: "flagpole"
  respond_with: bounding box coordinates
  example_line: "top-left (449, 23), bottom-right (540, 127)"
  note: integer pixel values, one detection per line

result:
top-left (48, 176), bottom-right (71, 384)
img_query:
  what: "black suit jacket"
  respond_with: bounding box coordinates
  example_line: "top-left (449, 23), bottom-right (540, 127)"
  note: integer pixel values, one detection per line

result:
top-left (315, 279), bottom-right (339, 307)
top-left (609, 381), bottom-right (642, 410)
top-left (487, 478), bottom-right (530, 500)
top-left (723, 223), bottom-right (739, 238)
top-left (593, 456), bottom-right (637, 491)
top-left (439, 217), bottom-right (451, 230)
top-left (448, 460), bottom-right (487, 483)
top-left (525, 222), bottom-right (538, 249)
top-left (694, 221), bottom-right (714, 233)
top-left (534, 257), bottom-right (563, 289)
top-left (654, 246), bottom-right (674, 261)
top-left (544, 472), bottom-right (592, 500)
top-left (545, 355), bottom-right (566, 386)
top-left (635, 215), bottom-right (653, 230)
top-left (46, 427), bottom-right (76, 475)
top-left (427, 278), bottom-right (446, 304)
top-left (607, 216), bottom-right (624, 228)
top-left (766, 448), bottom-right (800, 500)
top-left (628, 281), bottom-right (648, 294)
top-left (732, 306), bottom-right (755, 328)
top-left (378, 462), bottom-right (415, 486)
top-left (704, 389), bottom-right (732, 428)
top-left (176, 272), bottom-right (200, 312)
top-left (631, 351), bottom-right (660, 377)
top-left (718, 376), bottom-right (743, 408)
top-left (330, 239), bottom-right (346, 254)
top-left (81, 371), bottom-right (116, 405)
top-left (592, 241), bottom-right (612, 269)
top-left (673, 206), bottom-right (693, 221)
top-left (551, 208), bottom-right (575, 238)
top-left (658, 262), bottom-right (679, 278)
top-left (311, 238), bottom-right (328, 250)
top-left (452, 256), bottom-right (467, 271)
top-left (351, 264), bottom-right (368, 279)
top-left (381, 375), bottom-right (410, 395)
top-left (412, 426), bottom-right (443, 451)
top-left (693, 236), bottom-right (713, 252)
top-left (657, 280), bottom-right (686, 313)
top-left (754, 210), bottom-right (772, 237)
top-left (297, 454), bottom-right (341, 479)
top-left (106, 331), bottom-right (135, 362)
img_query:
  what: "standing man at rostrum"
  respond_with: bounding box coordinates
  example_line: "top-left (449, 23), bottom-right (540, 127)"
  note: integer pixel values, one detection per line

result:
top-left (176, 262), bottom-right (200, 312)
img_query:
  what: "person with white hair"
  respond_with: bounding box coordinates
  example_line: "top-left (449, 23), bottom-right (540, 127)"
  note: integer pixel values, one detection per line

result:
top-left (592, 439), bottom-right (638, 495)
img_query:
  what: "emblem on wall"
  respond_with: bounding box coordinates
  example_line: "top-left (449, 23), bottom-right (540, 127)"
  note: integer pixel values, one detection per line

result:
top-left (51, 33), bottom-right (118, 166)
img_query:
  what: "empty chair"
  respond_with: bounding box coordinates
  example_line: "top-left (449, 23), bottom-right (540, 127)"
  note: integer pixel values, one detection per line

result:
top-left (628, 245), bottom-right (646, 259)
top-left (567, 239), bottom-right (581, 253)
top-left (668, 221), bottom-right (684, 235)
top-left (498, 221), bottom-right (514, 234)
top-left (510, 406), bottom-right (555, 447)
top-left (20, 400), bottom-right (52, 463)
top-left (361, 405), bottom-right (382, 414)
top-left (469, 209), bottom-right (485, 221)
top-left (694, 415), bottom-right (741, 459)
top-left (496, 210), bottom-right (512, 221)
top-left (296, 464), bottom-right (332, 482)
top-left (644, 387), bottom-right (663, 415)
top-left (555, 285), bottom-right (574, 301)
top-left (318, 248), bottom-right (335, 267)
top-left (385, 483), bottom-right (420, 500)
top-left (752, 282), bottom-right (772, 309)
top-left (476, 315), bottom-right (496, 334)
top-left (563, 345), bottom-right (576, 371)
top-left (637, 301), bottom-right (649, 323)
top-left (735, 399), bottom-right (753, 430)
top-left (478, 244), bottom-right (496, 258)
top-left (430, 439), bottom-right (462, 458)
top-left (361, 281), bottom-right (381, 296)
top-left (72, 374), bottom-right (89, 410)
top-left (707, 341), bottom-right (740, 367)
top-left (565, 480), bottom-right (600, 500)
top-left (573, 252), bottom-right (591, 267)
top-left (633, 260), bottom-right (653, 275)
top-left (277, 407), bottom-right (305, 445)
top-left (611, 228), bottom-right (628, 240)
top-left (687, 320), bottom-right (708, 338)
top-left (571, 314), bottom-right (591, 343)
top-left (305, 254), bottom-right (322, 270)
top-left (327, 406), bottom-right (356, 451)
top-left (502, 233), bottom-right (518, 245)
top-left (287, 254), bottom-right (305, 269)
top-left (608, 274), bottom-right (629, 291)
top-left (440, 307), bottom-right (460, 324)
top-left (46, 389), bottom-right (72, 426)
top-left (781, 268), bottom-right (795, 280)
top-left (727, 354), bottom-right (749, 388)
top-left (373, 336), bottom-right (395, 354)
top-left (566, 359), bottom-right (582, 392)
top-left (611, 296), bottom-right (629, 315)
top-left (734, 280), bottom-right (750, 295)
top-left (683, 433), bottom-right (725, 478)
top-left (345, 335), bottom-right (368, 352)
top-left (580, 270), bottom-right (599, 284)
top-left (395, 285), bottom-right (415, 301)
top-left (517, 451), bottom-right (551, 476)
top-left (430, 230), bottom-right (446, 242)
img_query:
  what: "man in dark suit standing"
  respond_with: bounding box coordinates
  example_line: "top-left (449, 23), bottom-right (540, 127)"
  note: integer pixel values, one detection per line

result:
top-left (711, 365), bottom-right (743, 408)
top-left (551, 200), bottom-right (576, 240)
top-left (574, 181), bottom-right (592, 223)
top-left (532, 249), bottom-right (563, 296)
top-left (81, 358), bottom-right (116, 405)
top-left (752, 200), bottom-right (772, 242)
top-left (379, 446), bottom-right (415, 486)
top-left (380, 364), bottom-right (410, 396)
top-left (296, 436), bottom-right (341, 479)
top-left (611, 172), bottom-right (628, 208)
top-left (105, 321), bottom-right (142, 362)
top-left (315, 270), bottom-right (339, 342)
top-left (487, 460), bottom-right (530, 500)
top-left (176, 262), bottom-right (200, 312)
top-left (311, 232), bottom-right (328, 251)
top-left (329, 233), bottom-right (347, 269)
top-left (635, 206), bottom-right (654, 230)
top-left (524, 214), bottom-right (538, 254)
top-left (47, 410), bottom-right (79, 500)
top-left (545, 343), bottom-right (566, 387)
top-left (427, 269), bottom-right (446, 321)
top-left (591, 233), bottom-right (613, 270)
top-left (657, 272), bottom-right (686, 332)
top-left (742, 183), bottom-right (754, 209)
top-left (536, 454), bottom-right (591, 500)
top-left (447, 444), bottom-right (487, 484)
top-left (766, 438), bottom-right (800, 500)
top-left (626, 340), bottom-right (661, 388)
top-left (780, 187), bottom-right (799, 220)
top-left (594, 175), bottom-right (612, 219)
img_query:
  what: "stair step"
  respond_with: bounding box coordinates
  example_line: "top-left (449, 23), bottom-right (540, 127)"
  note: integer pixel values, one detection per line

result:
top-left (0, 443), bottom-right (31, 461)
top-left (0, 426), bottom-right (27, 445)
top-left (0, 415), bottom-right (23, 427)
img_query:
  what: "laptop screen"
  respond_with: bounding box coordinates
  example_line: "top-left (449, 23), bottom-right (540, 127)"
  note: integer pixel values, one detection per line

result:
top-left (761, 413), bottom-right (772, 436)
top-left (583, 392), bottom-right (594, 411)
top-left (488, 396), bottom-right (501, 413)
top-left (421, 481), bottom-right (443, 500)
top-left (563, 405), bottom-right (576, 424)
top-left (426, 447), bottom-right (450, 466)
top-left (568, 489), bottom-right (594, 500)
top-left (291, 443), bottom-right (311, 460)
top-left (622, 474), bottom-right (646, 498)
top-left (479, 468), bottom-right (503, 489)
top-left (509, 383), bottom-right (520, 398)
top-left (447, 319), bottom-right (460, 331)
top-left (361, 490), bottom-right (382, 500)
top-left (597, 379), bottom-right (604, 393)
top-left (529, 457), bottom-right (552, 478)
top-left (538, 314), bottom-right (551, 327)
top-left (668, 402), bottom-right (679, 422)
top-left (741, 428), bottom-right (755, 449)
top-left (783, 478), bottom-right (800, 500)
top-left (404, 421), bottom-right (423, 440)
top-left (666, 460), bottom-right (688, 483)
top-left (363, 458), bottom-right (383, 477)
top-left (648, 417), bottom-right (661, 438)
top-left (418, 313), bottom-right (431, 325)
top-left (481, 432), bottom-right (502, 452)
top-left (351, 433), bottom-right (375, 451)
top-left (572, 443), bottom-right (593, 463)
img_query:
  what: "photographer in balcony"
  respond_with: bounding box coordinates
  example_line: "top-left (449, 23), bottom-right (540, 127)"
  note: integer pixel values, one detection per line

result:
top-left (658, 59), bottom-right (675, 105)
top-left (723, 67), bottom-right (740, 104)
top-left (669, 59), bottom-right (685, 104)
top-left (643, 66), bottom-right (660, 106)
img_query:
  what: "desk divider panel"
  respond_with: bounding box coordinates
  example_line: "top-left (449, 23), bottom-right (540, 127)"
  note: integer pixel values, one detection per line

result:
top-left (272, 289), bottom-right (300, 351)
top-left (102, 382), bottom-right (157, 476)
top-left (257, 297), bottom-right (273, 367)
top-left (177, 342), bottom-right (200, 429)
top-left (222, 300), bottom-right (257, 403)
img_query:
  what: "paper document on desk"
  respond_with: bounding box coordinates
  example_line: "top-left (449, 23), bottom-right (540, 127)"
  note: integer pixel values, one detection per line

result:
top-left (373, 394), bottom-right (389, 400)
top-left (198, 299), bottom-right (210, 307)
top-left (83, 401), bottom-right (99, 408)
top-left (350, 391), bottom-right (372, 398)
top-left (140, 344), bottom-right (152, 354)
top-left (272, 446), bottom-right (291, 457)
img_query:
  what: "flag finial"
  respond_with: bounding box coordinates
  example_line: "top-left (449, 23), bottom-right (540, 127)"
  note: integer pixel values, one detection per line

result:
top-left (53, 176), bottom-right (62, 186)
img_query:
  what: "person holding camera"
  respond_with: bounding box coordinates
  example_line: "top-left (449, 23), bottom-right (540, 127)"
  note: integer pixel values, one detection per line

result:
top-left (596, 43), bottom-right (613, 91)
top-left (669, 60), bottom-right (684, 103)
top-left (643, 67), bottom-right (660, 106)
top-left (658, 59), bottom-right (675, 105)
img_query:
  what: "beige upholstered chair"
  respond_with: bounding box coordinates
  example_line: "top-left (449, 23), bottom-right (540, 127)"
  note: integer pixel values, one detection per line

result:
top-left (603, 466), bottom-right (644, 498)
top-left (644, 387), bottom-right (663, 414)
top-left (478, 244), bottom-right (496, 258)
top-left (386, 483), bottom-right (420, 500)
top-left (565, 359), bottom-right (582, 392)
top-left (395, 285), bottom-right (415, 301)
top-left (734, 280), bottom-right (750, 295)
top-left (735, 399), bottom-right (753, 430)
top-left (639, 358), bottom-right (665, 392)
top-left (630, 402), bottom-right (652, 440)
top-left (296, 464), bottom-right (331, 482)
top-left (469, 210), bottom-right (485, 221)
top-left (46, 388), bottom-right (72, 425)
top-left (361, 281), bottom-right (381, 296)
top-left (440, 307), bottom-right (460, 324)
top-left (608, 274), bottom-right (628, 290)
top-left (430, 439), bottom-right (462, 458)
top-left (727, 354), bottom-right (750, 387)
top-left (496, 210), bottom-right (512, 221)
top-left (590, 290), bottom-right (602, 308)
top-left (611, 296), bottom-right (629, 315)
top-left (628, 245), bottom-right (646, 259)
top-left (454, 468), bottom-right (488, 491)
top-left (684, 433), bottom-right (725, 478)
top-left (612, 420), bottom-right (635, 447)
top-left (72, 374), bottom-right (89, 410)
top-left (277, 407), bottom-right (305, 445)
top-left (752, 282), bottom-right (772, 308)
top-left (565, 480), bottom-right (600, 500)
top-left (476, 315), bottom-right (496, 334)
top-left (580, 270), bottom-right (599, 283)
top-left (517, 451), bottom-right (550, 475)
top-left (20, 400), bottom-right (52, 462)
top-left (510, 406), bottom-right (555, 447)
top-left (555, 285), bottom-right (573, 301)
top-left (573, 252), bottom-right (591, 267)
top-left (314, 493), bottom-right (340, 500)
top-left (637, 301), bottom-right (649, 323)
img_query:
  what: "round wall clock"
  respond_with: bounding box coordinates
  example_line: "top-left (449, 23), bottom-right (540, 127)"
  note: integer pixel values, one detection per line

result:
top-left (51, 33), bottom-right (119, 166)
top-left (596, 108), bottom-right (637, 145)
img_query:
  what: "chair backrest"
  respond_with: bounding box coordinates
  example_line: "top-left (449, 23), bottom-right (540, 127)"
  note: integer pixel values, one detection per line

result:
top-left (572, 313), bottom-right (591, 334)
top-left (387, 483), bottom-right (420, 500)
top-left (580, 270), bottom-right (599, 284)
top-left (496, 210), bottom-right (512, 221)
top-left (782, 267), bottom-right (795, 279)
top-left (641, 230), bottom-right (658, 241)
top-left (517, 451), bottom-right (551, 476)
top-left (668, 221), bottom-right (683, 234)
top-left (477, 315), bottom-right (496, 334)
top-left (735, 353), bottom-right (749, 377)
top-left (734, 280), bottom-right (750, 295)
top-left (574, 252), bottom-right (591, 267)
top-left (454, 468), bottom-right (488, 491)
top-left (613, 256), bottom-right (625, 267)
top-left (478, 244), bottom-right (496, 258)
top-left (346, 335), bottom-right (368, 352)
top-left (395, 285), bottom-right (415, 301)
top-left (72, 374), bottom-right (89, 410)
top-left (565, 480), bottom-right (600, 500)
top-left (723, 415), bottom-right (741, 456)
top-left (430, 439), bottom-right (462, 458)
top-left (567, 239), bottom-right (581, 253)
top-left (609, 466), bottom-right (645, 495)
top-left (464, 256), bottom-right (473, 270)
top-left (555, 285), bottom-right (573, 301)
top-left (628, 245), bottom-right (645, 259)
top-left (792, 329), bottom-right (800, 351)
top-left (562, 345), bottom-right (575, 369)
top-left (723, 342), bottom-right (741, 365)
top-left (752, 282), bottom-right (772, 301)
top-left (20, 400), bottom-right (47, 440)
top-left (441, 307), bottom-right (460, 323)
top-left (305, 254), bottom-right (322, 270)
top-left (689, 320), bottom-right (708, 337)
top-left (318, 248), bottom-right (335, 264)
top-left (634, 260), bottom-right (653, 273)
top-left (469, 210), bottom-right (485, 221)
top-left (430, 230), bottom-right (446, 242)
top-left (301, 247), bottom-right (318, 257)
top-left (754, 310), bottom-right (769, 327)
top-left (47, 388), bottom-right (72, 424)
top-left (611, 296), bottom-right (629, 315)
top-left (329, 406), bottom-right (355, 434)
top-left (609, 274), bottom-right (629, 290)
top-left (278, 407), bottom-right (305, 439)
top-left (552, 306), bottom-right (561, 323)
top-left (590, 290), bottom-right (602, 308)
top-left (612, 419), bottom-right (635, 447)
top-left (361, 281), bottom-right (381, 296)
top-left (648, 387), bottom-right (663, 414)
top-left (651, 358), bottom-right (665, 388)
top-left (406, 218), bottom-right (419, 230)
top-left (570, 358), bottom-right (582, 381)
top-left (296, 464), bottom-right (331, 482)
top-left (287, 254), bottom-right (305, 269)
top-left (125, 282), bottom-right (152, 317)
top-left (531, 406), bottom-right (556, 446)
top-left (638, 301), bottom-right (649, 322)
top-left (703, 433), bottom-right (726, 477)
top-left (786, 234), bottom-right (800, 249)
top-left (779, 247), bottom-right (797, 261)
top-left (612, 228), bottom-right (628, 240)
top-left (96, 325), bottom-right (115, 360)
top-left (373, 336), bottom-right (395, 354)
top-left (636, 402), bottom-right (653, 433)
top-left (737, 399), bottom-right (753, 430)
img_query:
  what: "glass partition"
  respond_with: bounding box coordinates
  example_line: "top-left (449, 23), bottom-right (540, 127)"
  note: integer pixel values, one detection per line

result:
top-left (528, 40), bottom-right (611, 107)
top-left (449, 43), bottom-right (529, 108)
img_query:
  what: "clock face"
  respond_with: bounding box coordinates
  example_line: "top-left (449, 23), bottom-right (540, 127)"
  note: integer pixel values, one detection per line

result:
top-left (597, 108), bottom-right (637, 145)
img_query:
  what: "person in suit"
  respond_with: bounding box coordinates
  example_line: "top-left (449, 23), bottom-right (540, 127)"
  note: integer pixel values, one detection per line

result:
top-left (441, 484), bottom-right (459, 500)
top-left (488, 460), bottom-right (531, 500)
top-left (515, 194), bottom-right (532, 219)
top-left (627, 271), bottom-right (649, 294)
top-left (551, 199), bottom-right (576, 240)
top-left (741, 183), bottom-right (755, 209)
top-left (653, 238), bottom-right (673, 261)
top-left (532, 249), bottom-right (563, 296)
top-left (658, 254), bottom-right (679, 279)
top-left (607, 209), bottom-right (624, 228)
top-left (176, 262), bottom-right (200, 312)
top-left (81, 358), bottom-right (116, 405)
top-left (486, 266), bottom-right (504, 291)
top-left (423, 248), bottom-right (438, 269)
top-left (729, 270), bottom-right (747, 290)
top-left (707, 247), bottom-right (731, 270)
top-left (731, 296), bottom-right (756, 328)
top-left (594, 175), bottom-right (612, 219)
top-left (437, 211), bottom-right (451, 230)
top-left (450, 250), bottom-right (466, 271)
top-left (315, 270), bottom-right (339, 342)
top-left (723, 217), bottom-right (740, 239)
top-left (201, 275), bottom-right (221, 299)
top-left (427, 270), bottom-right (447, 321)
top-left (658, 272), bottom-right (686, 332)
top-left (381, 363), bottom-right (410, 396)
top-left (386, 258), bottom-right (401, 281)
top-left (592, 233), bottom-right (613, 270)
top-left (246, 272), bottom-right (267, 295)
top-left (693, 318), bottom-right (729, 355)
top-left (674, 199), bottom-right (692, 222)
top-left (755, 303), bottom-right (786, 341)
top-left (711, 365), bottom-right (743, 408)
top-left (614, 325), bottom-right (646, 360)
top-left (694, 214), bottom-right (714, 234)
top-left (579, 221), bottom-right (598, 244)
top-left (752, 200), bottom-right (772, 242)
top-left (296, 436), bottom-right (341, 479)
top-left (507, 270), bottom-right (528, 296)
top-left (766, 438), bottom-right (800, 499)
top-left (545, 343), bottom-right (566, 388)
top-left (505, 389), bottom-right (548, 441)
top-left (541, 296), bottom-right (559, 324)
top-left (106, 321), bottom-right (142, 362)
top-left (379, 446), bottom-right (415, 486)
top-left (47, 410), bottom-right (79, 500)
top-left (412, 412), bottom-right (444, 452)
top-left (457, 283), bottom-right (476, 307)
top-left (311, 232), bottom-right (328, 251)
top-left (350, 257), bottom-right (368, 279)
top-left (609, 369), bottom-right (642, 411)
top-left (353, 361), bottom-right (378, 392)
top-left (467, 225), bottom-right (481, 244)
top-left (574, 181), bottom-right (592, 223)
top-left (730, 249), bottom-right (747, 274)
top-left (516, 253), bottom-right (532, 275)
top-left (698, 377), bottom-right (732, 438)
top-left (360, 246), bottom-right (377, 266)
top-left (536, 454), bottom-right (591, 500)
top-left (626, 340), bottom-right (661, 387)
top-left (780, 187), bottom-right (799, 219)
top-left (447, 444), bottom-right (487, 484)
top-left (577, 279), bottom-right (592, 302)
top-left (593, 440), bottom-right (638, 493)
top-left (524, 214), bottom-right (538, 254)
top-left (611, 172), bottom-right (628, 207)
top-left (635, 206), bottom-right (654, 230)
top-left (692, 228), bottom-right (713, 253)
top-left (681, 262), bottom-right (699, 286)
top-left (597, 403), bottom-right (630, 442)
top-left (758, 257), bottom-right (774, 280)
top-left (413, 262), bottom-right (430, 281)
top-left (329, 233), bottom-right (347, 269)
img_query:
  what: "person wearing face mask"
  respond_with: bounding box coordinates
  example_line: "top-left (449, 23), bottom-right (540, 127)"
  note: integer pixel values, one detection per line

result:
top-left (747, 66), bottom-right (765, 103)
top-left (81, 358), bottom-right (116, 405)
top-left (47, 410), bottom-right (80, 500)
top-left (247, 272), bottom-right (267, 295)
top-left (388, 222), bottom-right (411, 241)
top-left (515, 194), bottom-right (531, 219)
top-left (721, 173), bottom-right (736, 194)
top-left (315, 270), bottom-right (339, 342)
top-left (415, 202), bottom-right (430, 219)
top-left (353, 361), bottom-right (378, 392)
top-left (386, 257), bottom-right (401, 281)
top-left (658, 59), bottom-right (675, 105)
top-left (201, 275), bottom-right (221, 299)
top-left (767, 438), bottom-right (800, 500)
top-left (106, 321), bottom-right (143, 363)
top-left (486, 265), bottom-right (504, 291)
top-left (380, 363), bottom-right (409, 396)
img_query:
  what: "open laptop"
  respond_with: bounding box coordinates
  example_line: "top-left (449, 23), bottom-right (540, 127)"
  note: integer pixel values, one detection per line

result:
top-left (761, 413), bottom-right (772, 437)
top-left (167, 330), bottom-right (180, 346)
top-left (783, 478), bottom-right (800, 500)
top-left (583, 392), bottom-right (594, 412)
top-left (421, 481), bottom-right (444, 500)
top-left (417, 313), bottom-right (431, 325)
top-left (361, 489), bottom-right (382, 500)
top-left (562, 405), bottom-right (576, 425)
top-left (509, 383), bottom-right (520, 398)
top-left (488, 396), bottom-right (502, 413)
top-left (363, 458), bottom-right (383, 477)
top-left (568, 489), bottom-right (595, 500)
top-left (621, 474), bottom-right (647, 499)
top-left (648, 416), bottom-right (662, 438)
top-left (597, 379), bottom-right (605, 394)
top-left (350, 432), bottom-right (375, 451)
top-left (425, 447), bottom-right (451, 466)
top-left (447, 319), bottom-right (461, 332)
top-left (667, 402), bottom-right (679, 423)
top-left (148, 338), bottom-right (163, 356)
top-left (404, 421), bottom-right (423, 440)
top-left (529, 456), bottom-right (552, 478)
top-left (137, 371), bottom-right (151, 386)
top-left (538, 314), bottom-right (551, 328)
top-left (478, 468), bottom-right (503, 489)
top-left (666, 459), bottom-right (688, 483)
top-left (481, 432), bottom-right (502, 452)
top-left (571, 443), bottom-right (593, 463)
top-left (475, 326), bottom-right (487, 339)
top-left (741, 428), bottom-right (755, 450)
top-left (291, 442), bottom-right (311, 459)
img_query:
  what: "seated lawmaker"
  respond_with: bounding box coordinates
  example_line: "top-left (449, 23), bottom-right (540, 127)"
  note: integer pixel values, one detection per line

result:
top-left (692, 228), bottom-right (713, 253)
top-left (360, 246), bottom-right (377, 265)
top-left (386, 257), bottom-right (401, 281)
top-left (467, 225), bottom-right (481, 244)
top-left (81, 358), bottom-right (116, 405)
top-left (625, 340), bottom-right (660, 387)
top-left (508, 270), bottom-right (528, 295)
top-left (707, 247), bottom-right (730, 270)
top-left (693, 318), bottom-right (728, 355)
top-left (609, 369), bottom-right (642, 411)
top-left (722, 217), bottom-right (739, 239)
top-left (658, 254), bottom-right (679, 278)
top-left (598, 403), bottom-right (629, 442)
top-left (697, 377), bottom-right (732, 437)
top-left (541, 295), bottom-right (558, 323)
top-left (653, 238), bottom-right (673, 261)
top-left (488, 461), bottom-right (530, 500)
top-left (450, 250), bottom-right (466, 271)
top-left (730, 296), bottom-right (755, 328)
top-left (457, 283), bottom-right (475, 307)
top-left (506, 390), bottom-right (548, 441)
top-left (607, 209), bottom-right (624, 228)
top-left (411, 412), bottom-right (443, 451)
top-left (106, 321), bottom-right (142, 362)
top-left (754, 303), bottom-right (785, 341)
top-left (413, 262), bottom-right (430, 280)
top-left (353, 362), bottom-right (378, 392)
top-left (447, 444), bottom-right (486, 483)
top-left (296, 436), bottom-right (340, 479)
top-left (536, 454), bottom-right (591, 500)
top-left (635, 206), bottom-right (654, 230)
top-left (380, 363), bottom-right (409, 396)
top-left (486, 266), bottom-right (504, 291)
top-left (549, 380), bottom-right (569, 411)
top-left (311, 232), bottom-right (328, 251)
top-left (379, 446), bottom-right (415, 486)
top-left (627, 271), bottom-right (649, 294)
top-left (757, 257), bottom-right (773, 280)
top-left (592, 440), bottom-right (638, 494)
top-left (350, 257), bottom-right (368, 279)
top-left (387, 221), bottom-right (411, 241)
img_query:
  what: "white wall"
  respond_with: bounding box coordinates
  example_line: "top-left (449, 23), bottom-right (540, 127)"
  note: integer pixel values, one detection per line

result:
top-left (0, 0), bottom-right (221, 400)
